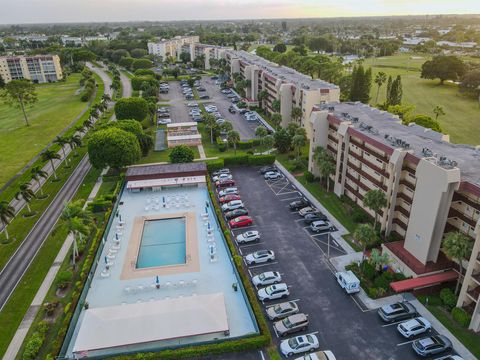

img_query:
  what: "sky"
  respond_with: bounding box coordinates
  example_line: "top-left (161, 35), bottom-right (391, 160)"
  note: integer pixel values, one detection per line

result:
top-left (0, 0), bottom-right (479, 24)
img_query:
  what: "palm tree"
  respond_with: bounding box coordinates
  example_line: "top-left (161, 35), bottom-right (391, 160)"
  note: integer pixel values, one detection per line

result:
top-left (271, 113), bottom-right (282, 130)
top-left (61, 201), bottom-right (93, 267)
top-left (257, 90), bottom-right (268, 110)
top-left (291, 107), bottom-right (303, 124)
top-left (68, 134), bottom-right (82, 156)
top-left (354, 223), bottom-right (378, 266)
top-left (443, 232), bottom-right (473, 295)
top-left (227, 130), bottom-right (240, 155)
top-left (292, 134), bottom-right (306, 160)
top-left (255, 126), bottom-right (268, 145)
top-left (374, 71), bottom-right (387, 103)
top-left (314, 147), bottom-right (336, 191)
top-left (75, 124), bottom-right (86, 134)
top-left (220, 121), bottom-right (233, 133)
top-left (0, 201), bottom-right (15, 240)
top-left (54, 136), bottom-right (69, 163)
top-left (30, 166), bottom-right (48, 195)
top-left (101, 94), bottom-right (111, 105)
top-left (363, 189), bottom-right (388, 229)
top-left (433, 105), bottom-right (445, 120)
top-left (41, 149), bottom-right (61, 180)
top-left (83, 118), bottom-right (94, 131)
top-left (204, 114), bottom-right (217, 144)
top-left (15, 182), bottom-right (36, 213)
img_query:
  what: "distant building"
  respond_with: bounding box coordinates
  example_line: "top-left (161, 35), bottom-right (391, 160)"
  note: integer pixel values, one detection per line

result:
top-left (147, 36), bottom-right (200, 60)
top-left (403, 37), bottom-right (431, 46)
top-left (0, 55), bottom-right (62, 83)
top-left (437, 41), bottom-right (477, 49)
top-left (166, 122), bottom-right (201, 148)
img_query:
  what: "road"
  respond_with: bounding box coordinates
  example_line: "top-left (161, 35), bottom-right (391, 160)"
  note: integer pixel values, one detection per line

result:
top-left (120, 71), bottom-right (132, 98)
top-left (0, 156), bottom-right (91, 311)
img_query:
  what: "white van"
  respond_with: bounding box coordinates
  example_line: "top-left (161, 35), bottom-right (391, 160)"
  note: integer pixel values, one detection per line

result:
top-left (335, 270), bottom-right (360, 294)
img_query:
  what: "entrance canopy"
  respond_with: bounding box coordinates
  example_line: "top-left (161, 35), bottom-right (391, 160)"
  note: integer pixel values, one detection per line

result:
top-left (390, 270), bottom-right (458, 293)
top-left (73, 293), bottom-right (228, 354)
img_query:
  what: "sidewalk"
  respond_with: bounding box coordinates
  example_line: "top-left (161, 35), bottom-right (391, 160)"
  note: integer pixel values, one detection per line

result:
top-left (2, 171), bottom-right (106, 360)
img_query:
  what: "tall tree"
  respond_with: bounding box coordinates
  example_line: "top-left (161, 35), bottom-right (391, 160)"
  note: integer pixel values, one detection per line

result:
top-left (387, 75), bottom-right (403, 106)
top-left (272, 99), bottom-right (281, 113)
top-left (255, 126), bottom-right (268, 145)
top-left (291, 107), bottom-right (303, 124)
top-left (61, 201), bottom-right (93, 266)
top-left (0, 80), bottom-right (38, 126)
top-left (68, 134), bottom-right (82, 156)
top-left (54, 136), bottom-right (69, 163)
top-left (433, 105), bottom-right (445, 120)
top-left (227, 130), bottom-right (240, 155)
top-left (292, 134), bottom-right (306, 160)
top-left (314, 147), bottom-right (336, 191)
top-left (421, 56), bottom-right (466, 85)
top-left (0, 201), bottom-right (15, 240)
top-left (15, 183), bottom-right (36, 213)
top-left (349, 65), bottom-right (371, 103)
top-left (374, 71), bottom-right (387, 104)
top-left (41, 149), bottom-right (61, 180)
top-left (257, 90), bottom-right (268, 109)
top-left (354, 223), bottom-right (378, 265)
top-left (271, 113), bottom-right (282, 130)
top-left (443, 232), bottom-right (473, 295)
top-left (204, 113), bottom-right (217, 144)
top-left (363, 189), bottom-right (387, 229)
top-left (30, 166), bottom-right (48, 196)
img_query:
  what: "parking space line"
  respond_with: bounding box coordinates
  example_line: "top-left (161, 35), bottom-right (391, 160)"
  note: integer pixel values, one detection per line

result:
top-left (248, 268), bottom-right (253, 278)
top-left (238, 243), bottom-right (263, 249)
top-left (313, 238), bottom-right (346, 254)
top-left (382, 320), bottom-right (406, 327)
top-left (350, 294), bottom-right (370, 313)
top-left (259, 350), bottom-right (265, 360)
top-left (248, 261), bottom-right (279, 269)
top-left (238, 247), bottom-right (243, 255)
top-left (396, 339), bottom-right (416, 347)
top-left (294, 218), bottom-right (305, 222)
top-left (280, 196), bottom-right (302, 202)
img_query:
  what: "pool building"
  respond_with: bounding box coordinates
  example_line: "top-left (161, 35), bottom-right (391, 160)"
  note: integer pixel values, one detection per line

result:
top-left (62, 163), bottom-right (258, 359)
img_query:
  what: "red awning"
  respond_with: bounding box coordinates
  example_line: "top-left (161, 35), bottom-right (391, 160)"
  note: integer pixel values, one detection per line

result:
top-left (390, 270), bottom-right (458, 293)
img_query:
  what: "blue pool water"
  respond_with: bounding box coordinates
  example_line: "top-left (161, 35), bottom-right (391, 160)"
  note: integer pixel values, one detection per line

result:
top-left (136, 217), bottom-right (186, 268)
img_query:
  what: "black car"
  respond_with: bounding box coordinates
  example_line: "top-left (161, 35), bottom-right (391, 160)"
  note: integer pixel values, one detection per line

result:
top-left (228, 106), bottom-right (236, 114)
top-left (378, 302), bottom-right (417, 323)
top-left (225, 208), bottom-right (248, 220)
top-left (303, 212), bottom-right (328, 224)
top-left (211, 75), bottom-right (218, 80)
top-left (260, 165), bottom-right (276, 174)
top-left (199, 95), bottom-right (210, 99)
top-left (289, 199), bottom-right (310, 210)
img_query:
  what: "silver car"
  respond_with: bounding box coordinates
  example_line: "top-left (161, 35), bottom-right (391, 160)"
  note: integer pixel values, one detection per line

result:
top-left (266, 301), bottom-right (299, 321)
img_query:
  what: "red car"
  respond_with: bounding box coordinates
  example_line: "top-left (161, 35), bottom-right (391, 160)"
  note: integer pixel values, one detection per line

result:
top-left (229, 216), bottom-right (253, 229)
top-left (216, 179), bottom-right (235, 188)
top-left (219, 194), bottom-right (241, 204)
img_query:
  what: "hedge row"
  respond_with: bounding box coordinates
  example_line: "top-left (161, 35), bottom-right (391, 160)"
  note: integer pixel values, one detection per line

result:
top-left (205, 155), bottom-right (275, 172)
top-left (110, 180), bottom-right (271, 359)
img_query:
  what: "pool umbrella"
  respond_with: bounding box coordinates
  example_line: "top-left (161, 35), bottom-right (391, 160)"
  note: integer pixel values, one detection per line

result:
top-left (115, 233), bottom-right (118, 240)
top-left (156, 275), bottom-right (160, 289)
top-left (119, 214), bottom-right (122, 222)
top-left (208, 222), bottom-right (211, 230)
top-left (163, 196), bottom-right (165, 203)
top-left (104, 256), bottom-right (108, 264)
top-left (204, 206), bottom-right (208, 214)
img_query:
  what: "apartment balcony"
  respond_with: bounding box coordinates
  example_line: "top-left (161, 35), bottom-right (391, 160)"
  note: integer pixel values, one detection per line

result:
top-left (349, 137), bottom-right (389, 163)
top-left (328, 134), bottom-right (338, 143)
top-left (347, 161), bottom-right (387, 191)
top-left (399, 179), bottom-right (416, 191)
top-left (395, 205), bottom-right (410, 217)
top-left (402, 166), bottom-right (416, 176)
top-left (384, 241), bottom-right (454, 275)
top-left (392, 218), bottom-right (408, 231)
top-left (462, 302), bottom-right (476, 316)
top-left (327, 144), bottom-right (337, 156)
top-left (348, 150), bottom-right (389, 178)
top-left (472, 271), bottom-right (480, 286)
top-left (346, 172), bottom-right (371, 194)
top-left (467, 285), bottom-right (480, 302)
top-left (448, 207), bottom-right (478, 228)
top-left (452, 192), bottom-right (480, 212)
top-left (344, 182), bottom-right (363, 201)
top-left (397, 192), bottom-right (413, 204)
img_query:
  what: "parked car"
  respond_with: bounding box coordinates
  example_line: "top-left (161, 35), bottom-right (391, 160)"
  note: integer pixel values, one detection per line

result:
top-left (245, 250), bottom-right (275, 265)
top-left (289, 199), bottom-right (309, 210)
top-left (219, 194), bottom-right (241, 204)
top-left (225, 208), bottom-right (248, 220)
top-left (257, 283), bottom-right (289, 301)
top-left (212, 173), bottom-right (232, 182)
top-left (264, 171), bottom-right (282, 180)
top-left (274, 313), bottom-right (309, 337)
top-left (228, 106), bottom-right (236, 114)
top-left (260, 165), bottom-right (276, 174)
top-left (412, 335), bottom-right (452, 357)
top-left (397, 317), bottom-right (432, 339)
top-left (266, 301), bottom-right (299, 321)
top-left (199, 94), bottom-right (210, 99)
top-left (299, 207), bottom-right (318, 217)
top-left (192, 115), bottom-right (203, 122)
top-left (293, 351), bottom-right (336, 360)
top-left (216, 119), bottom-right (226, 125)
top-left (218, 187), bottom-right (238, 197)
top-left (187, 102), bottom-right (198, 107)
top-left (236, 230), bottom-right (260, 244)
top-left (221, 200), bottom-right (244, 212)
top-left (157, 118), bottom-right (172, 125)
top-left (158, 112), bottom-right (171, 118)
top-left (252, 271), bottom-right (282, 286)
top-left (310, 220), bottom-right (332, 233)
top-left (433, 356), bottom-right (464, 360)
top-left (377, 302), bottom-right (417, 323)
top-left (216, 179), bottom-right (235, 188)
top-left (229, 215), bottom-right (253, 228)
top-left (303, 212), bottom-right (328, 224)
top-left (280, 334), bottom-right (319, 357)
top-left (213, 168), bottom-right (230, 176)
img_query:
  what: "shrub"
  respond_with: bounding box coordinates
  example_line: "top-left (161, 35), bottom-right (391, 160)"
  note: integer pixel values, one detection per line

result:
top-left (247, 154), bottom-right (275, 166)
top-left (440, 288), bottom-right (457, 310)
top-left (367, 287), bottom-right (378, 298)
top-left (362, 261), bottom-right (377, 281)
top-left (216, 137), bottom-right (227, 152)
top-left (88, 199), bottom-right (111, 213)
top-left (56, 270), bottom-right (73, 289)
top-left (304, 171), bottom-right (315, 183)
top-left (451, 307), bottom-right (471, 327)
top-left (205, 159), bottom-right (224, 172)
top-left (23, 332), bottom-right (44, 360)
top-left (169, 145), bottom-right (194, 163)
top-left (351, 206), bottom-right (370, 223)
top-left (114, 97), bottom-right (149, 121)
top-left (224, 155), bottom-right (249, 166)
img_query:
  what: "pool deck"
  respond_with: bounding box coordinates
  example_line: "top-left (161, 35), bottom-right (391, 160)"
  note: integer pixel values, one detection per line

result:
top-left (65, 184), bottom-right (258, 358)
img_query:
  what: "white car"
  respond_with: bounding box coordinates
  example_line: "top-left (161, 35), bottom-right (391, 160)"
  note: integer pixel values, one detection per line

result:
top-left (264, 171), bottom-right (282, 180)
top-left (280, 334), bottom-right (320, 357)
top-left (294, 351), bottom-right (336, 360)
top-left (310, 220), bottom-right (332, 233)
top-left (245, 250), bottom-right (275, 265)
top-left (257, 283), bottom-right (289, 302)
top-left (236, 230), bottom-right (260, 244)
top-left (397, 317), bottom-right (432, 339)
top-left (213, 173), bottom-right (233, 182)
top-left (433, 356), bottom-right (464, 360)
top-left (266, 301), bottom-right (299, 321)
top-left (252, 271), bottom-right (282, 286)
top-left (187, 102), bottom-right (198, 107)
top-left (299, 207), bottom-right (318, 216)
top-left (218, 187), bottom-right (238, 197)
top-left (221, 200), bottom-right (244, 212)
top-left (216, 119), bottom-right (226, 125)
top-left (157, 118), bottom-right (172, 125)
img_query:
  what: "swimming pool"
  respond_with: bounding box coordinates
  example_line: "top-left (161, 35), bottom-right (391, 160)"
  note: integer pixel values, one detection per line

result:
top-left (136, 217), bottom-right (186, 268)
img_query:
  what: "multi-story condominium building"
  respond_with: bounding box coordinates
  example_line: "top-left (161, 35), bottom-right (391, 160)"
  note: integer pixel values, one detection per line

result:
top-left (0, 55), bottom-right (63, 83)
top-left (147, 35), bottom-right (200, 60)
top-left (188, 43), bottom-right (228, 70)
top-left (308, 101), bottom-right (480, 331)
top-left (219, 50), bottom-right (340, 137)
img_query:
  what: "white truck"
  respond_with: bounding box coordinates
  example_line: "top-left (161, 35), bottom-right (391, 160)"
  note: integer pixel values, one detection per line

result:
top-left (335, 270), bottom-right (360, 294)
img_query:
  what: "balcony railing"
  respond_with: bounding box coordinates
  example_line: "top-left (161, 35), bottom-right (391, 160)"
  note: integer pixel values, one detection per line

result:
top-left (395, 205), bottom-right (410, 217)
top-left (349, 137), bottom-right (389, 163)
top-left (448, 207), bottom-right (478, 228)
top-left (392, 217), bottom-right (408, 231)
top-left (467, 285), bottom-right (480, 302)
top-left (397, 192), bottom-right (413, 204)
top-left (347, 161), bottom-right (387, 191)
top-left (453, 192), bottom-right (480, 212)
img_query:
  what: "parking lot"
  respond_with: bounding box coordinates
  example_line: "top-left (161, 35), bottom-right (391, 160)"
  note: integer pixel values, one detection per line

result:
top-left (215, 166), bottom-right (458, 359)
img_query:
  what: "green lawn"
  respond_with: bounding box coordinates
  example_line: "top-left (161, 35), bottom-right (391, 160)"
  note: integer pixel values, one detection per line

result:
top-left (0, 74), bottom-right (87, 187)
top-left (363, 54), bottom-right (480, 145)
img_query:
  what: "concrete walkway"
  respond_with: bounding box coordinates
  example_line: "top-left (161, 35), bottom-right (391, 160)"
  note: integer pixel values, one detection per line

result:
top-left (2, 169), bottom-right (107, 360)
top-left (197, 144), bottom-right (207, 160)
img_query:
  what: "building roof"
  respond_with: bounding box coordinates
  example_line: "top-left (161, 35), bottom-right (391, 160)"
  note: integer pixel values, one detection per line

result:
top-left (126, 162), bottom-right (207, 178)
top-left (228, 50), bottom-right (338, 91)
top-left (73, 293), bottom-right (228, 353)
top-left (319, 102), bottom-right (480, 185)
top-left (390, 270), bottom-right (457, 292)
top-left (167, 122), bottom-right (198, 128)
